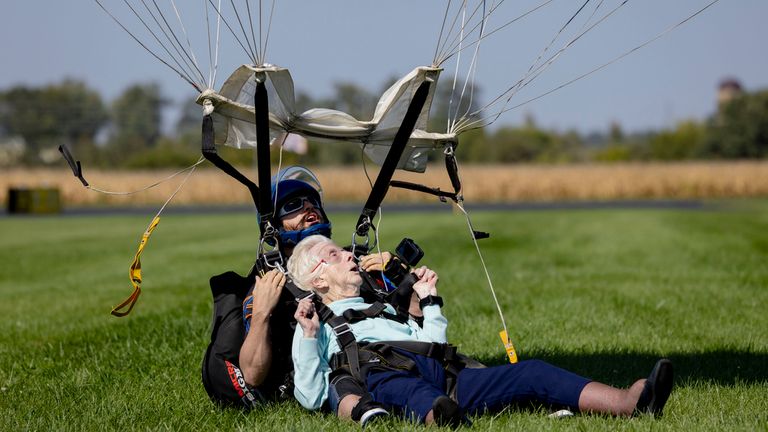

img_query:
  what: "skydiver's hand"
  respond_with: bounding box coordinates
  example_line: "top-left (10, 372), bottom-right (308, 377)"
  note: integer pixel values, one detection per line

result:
top-left (359, 251), bottom-right (392, 272)
top-left (250, 270), bottom-right (286, 321)
top-left (412, 266), bottom-right (438, 299)
top-left (294, 297), bottom-right (319, 338)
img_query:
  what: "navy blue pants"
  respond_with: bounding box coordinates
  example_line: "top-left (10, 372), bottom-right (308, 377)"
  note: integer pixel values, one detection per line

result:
top-left (365, 351), bottom-right (591, 421)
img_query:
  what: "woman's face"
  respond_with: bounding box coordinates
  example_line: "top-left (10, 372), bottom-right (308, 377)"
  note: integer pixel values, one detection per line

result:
top-left (310, 241), bottom-right (362, 300)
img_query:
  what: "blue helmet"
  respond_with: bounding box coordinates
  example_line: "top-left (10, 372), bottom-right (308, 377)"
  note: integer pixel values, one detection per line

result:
top-left (270, 168), bottom-right (332, 249)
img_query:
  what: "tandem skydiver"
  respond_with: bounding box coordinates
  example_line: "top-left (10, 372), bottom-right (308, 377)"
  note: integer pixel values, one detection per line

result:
top-left (288, 235), bottom-right (675, 427)
top-left (238, 169), bottom-right (420, 425)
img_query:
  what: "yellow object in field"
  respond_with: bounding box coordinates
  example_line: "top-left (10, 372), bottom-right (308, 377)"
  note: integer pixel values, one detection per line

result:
top-left (111, 216), bottom-right (160, 317)
top-left (499, 330), bottom-right (518, 364)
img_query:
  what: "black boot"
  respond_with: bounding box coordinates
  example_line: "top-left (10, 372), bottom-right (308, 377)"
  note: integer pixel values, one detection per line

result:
top-left (634, 359), bottom-right (674, 417)
top-left (431, 395), bottom-right (466, 428)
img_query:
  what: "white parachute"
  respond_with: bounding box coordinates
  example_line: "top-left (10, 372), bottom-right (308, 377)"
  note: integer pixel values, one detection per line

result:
top-left (93, 0), bottom-right (722, 173)
top-left (82, 0), bottom-right (721, 340)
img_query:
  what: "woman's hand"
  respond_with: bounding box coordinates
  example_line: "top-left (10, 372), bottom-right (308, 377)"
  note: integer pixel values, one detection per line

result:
top-left (359, 251), bottom-right (392, 272)
top-left (251, 269), bottom-right (286, 321)
top-left (412, 266), bottom-right (438, 299)
top-left (294, 297), bottom-right (320, 338)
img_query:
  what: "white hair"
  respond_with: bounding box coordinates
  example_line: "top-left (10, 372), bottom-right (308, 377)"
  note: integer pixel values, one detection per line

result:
top-left (287, 235), bottom-right (334, 292)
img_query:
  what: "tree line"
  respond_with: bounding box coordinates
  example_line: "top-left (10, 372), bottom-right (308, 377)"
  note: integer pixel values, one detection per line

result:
top-left (1, 78), bottom-right (766, 168)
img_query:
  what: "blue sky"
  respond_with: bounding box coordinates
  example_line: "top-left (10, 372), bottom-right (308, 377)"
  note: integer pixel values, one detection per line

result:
top-left (2, 1), bottom-right (766, 134)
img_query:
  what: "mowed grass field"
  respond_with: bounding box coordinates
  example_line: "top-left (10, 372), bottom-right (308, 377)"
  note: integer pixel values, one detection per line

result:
top-left (1, 201), bottom-right (766, 431)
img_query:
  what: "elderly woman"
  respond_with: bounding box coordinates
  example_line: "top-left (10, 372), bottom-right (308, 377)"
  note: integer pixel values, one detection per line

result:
top-left (288, 235), bottom-right (673, 426)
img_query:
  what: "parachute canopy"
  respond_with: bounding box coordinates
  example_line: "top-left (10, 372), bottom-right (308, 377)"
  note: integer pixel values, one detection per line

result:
top-left (197, 65), bottom-right (456, 173)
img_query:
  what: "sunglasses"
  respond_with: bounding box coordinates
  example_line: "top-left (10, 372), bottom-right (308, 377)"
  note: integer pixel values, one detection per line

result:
top-left (278, 195), bottom-right (322, 217)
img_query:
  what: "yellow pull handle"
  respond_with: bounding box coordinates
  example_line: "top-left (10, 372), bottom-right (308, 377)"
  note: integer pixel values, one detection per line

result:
top-left (499, 330), bottom-right (518, 364)
top-left (111, 216), bottom-right (160, 317)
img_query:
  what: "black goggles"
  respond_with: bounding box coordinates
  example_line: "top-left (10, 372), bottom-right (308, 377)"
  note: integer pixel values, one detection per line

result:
top-left (278, 195), bottom-right (322, 217)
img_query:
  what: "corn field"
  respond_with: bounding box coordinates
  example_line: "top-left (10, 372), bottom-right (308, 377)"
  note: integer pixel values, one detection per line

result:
top-left (3, 161), bottom-right (768, 207)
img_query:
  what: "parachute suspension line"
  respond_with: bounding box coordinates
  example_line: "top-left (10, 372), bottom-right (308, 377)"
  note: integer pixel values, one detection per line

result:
top-left (373, 208), bottom-right (387, 286)
top-left (433, 0), bottom-right (453, 64)
top-left (133, 0), bottom-right (205, 85)
top-left (205, 0), bottom-right (258, 64)
top-left (361, 144), bottom-right (375, 190)
top-left (522, 0), bottom-right (593, 89)
top-left (480, 0), bottom-right (630, 123)
top-left (450, 0), bottom-right (488, 133)
top-left (446, 6), bottom-right (467, 133)
top-left (455, 202), bottom-right (509, 341)
top-left (455, 0), bottom-right (723, 133)
top-left (456, 0), bottom-right (630, 132)
top-left (110, 155), bottom-right (202, 317)
top-left (228, 0), bottom-right (258, 64)
top-left (261, 0), bottom-right (277, 63)
top-left (358, 143), bottom-right (388, 270)
top-left (82, 158), bottom-right (205, 196)
top-left (146, 0), bottom-right (206, 85)
top-left (93, 0), bottom-right (202, 91)
top-left (435, 0), bottom-right (490, 66)
top-left (167, 0), bottom-right (205, 84)
top-left (204, 0), bottom-right (223, 87)
top-left (153, 158), bottom-right (202, 218)
top-left (437, 0), bottom-right (554, 66)
top-left (244, 0), bottom-right (261, 65)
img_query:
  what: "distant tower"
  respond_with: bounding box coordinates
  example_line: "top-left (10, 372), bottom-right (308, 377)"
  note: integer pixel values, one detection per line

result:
top-left (717, 78), bottom-right (743, 106)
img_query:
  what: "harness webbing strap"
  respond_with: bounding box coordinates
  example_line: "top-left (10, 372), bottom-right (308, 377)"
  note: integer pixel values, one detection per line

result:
top-left (388, 143), bottom-right (464, 205)
top-left (327, 315), bottom-right (363, 381)
top-left (389, 273), bottom-right (417, 319)
top-left (389, 180), bottom-right (459, 203)
top-left (355, 81), bottom-right (432, 237)
top-left (444, 146), bottom-right (463, 200)
top-left (253, 80), bottom-right (276, 235)
top-left (111, 215), bottom-right (160, 317)
top-left (201, 115), bottom-right (262, 215)
top-left (341, 302), bottom-right (408, 325)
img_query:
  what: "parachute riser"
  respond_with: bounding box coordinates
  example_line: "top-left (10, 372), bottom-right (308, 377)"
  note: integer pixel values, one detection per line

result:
top-left (353, 80), bottom-right (432, 245)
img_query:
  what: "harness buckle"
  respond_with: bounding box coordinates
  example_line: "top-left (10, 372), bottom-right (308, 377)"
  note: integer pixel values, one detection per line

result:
top-left (332, 323), bottom-right (353, 336)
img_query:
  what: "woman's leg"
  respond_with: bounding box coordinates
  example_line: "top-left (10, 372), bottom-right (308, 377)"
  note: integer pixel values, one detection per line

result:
top-left (577, 380), bottom-right (645, 416)
top-left (367, 370), bottom-right (446, 423)
top-left (456, 358), bottom-right (671, 417)
top-left (455, 359), bottom-right (591, 414)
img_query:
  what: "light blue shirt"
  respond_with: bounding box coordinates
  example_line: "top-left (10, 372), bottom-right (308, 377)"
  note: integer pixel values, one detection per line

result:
top-left (292, 297), bottom-right (448, 410)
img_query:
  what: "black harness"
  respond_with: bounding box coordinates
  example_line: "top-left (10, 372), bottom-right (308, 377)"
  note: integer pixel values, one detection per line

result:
top-left (314, 298), bottom-right (485, 402)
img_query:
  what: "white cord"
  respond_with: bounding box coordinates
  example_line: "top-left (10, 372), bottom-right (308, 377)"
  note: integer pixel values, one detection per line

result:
top-left (86, 157), bottom-right (206, 196)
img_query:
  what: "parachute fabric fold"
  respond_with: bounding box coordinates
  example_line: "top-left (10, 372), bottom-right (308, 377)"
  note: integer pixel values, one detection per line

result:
top-left (196, 65), bottom-right (457, 172)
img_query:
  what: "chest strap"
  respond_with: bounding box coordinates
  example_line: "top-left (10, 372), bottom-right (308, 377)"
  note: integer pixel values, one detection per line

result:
top-left (342, 302), bottom-right (408, 325)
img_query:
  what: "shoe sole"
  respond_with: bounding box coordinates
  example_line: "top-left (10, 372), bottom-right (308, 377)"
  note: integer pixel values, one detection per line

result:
top-left (636, 359), bottom-right (674, 417)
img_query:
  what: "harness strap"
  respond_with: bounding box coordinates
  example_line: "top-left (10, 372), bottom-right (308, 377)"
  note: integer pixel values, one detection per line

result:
top-left (444, 144), bottom-right (463, 201)
top-left (253, 79), bottom-right (276, 237)
top-left (326, 315), bottom-right (363, 381)
top-left (389, 273), bottom-right (417, 319)
top-left (201, 114), bottom-right (262, 215)
top-left (341, 302), bottom-right (408, 325)
top-left (355, 80), bottom-right (432, 238)
top-left (389, 180), bottom-right (458, 203)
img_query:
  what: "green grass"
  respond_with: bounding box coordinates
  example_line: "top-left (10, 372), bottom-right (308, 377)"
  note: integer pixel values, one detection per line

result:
top-left (1, 201), bottom-right (767, 431)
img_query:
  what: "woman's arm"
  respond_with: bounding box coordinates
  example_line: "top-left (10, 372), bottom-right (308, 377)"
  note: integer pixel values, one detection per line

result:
top-left (292, 298), bottom-right (332, 410)
top-left (411, 267), bottom-right (448, 343)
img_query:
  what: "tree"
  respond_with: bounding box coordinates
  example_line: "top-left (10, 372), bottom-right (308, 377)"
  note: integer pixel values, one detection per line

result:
top-left (109, 83), bottom-right (167, 154)
top-left (703, 89), bottom-right (768, 158)
top-left (0, 80), bottom-right (107, 164)
top-left (648, 120), bottom-right (705, 160)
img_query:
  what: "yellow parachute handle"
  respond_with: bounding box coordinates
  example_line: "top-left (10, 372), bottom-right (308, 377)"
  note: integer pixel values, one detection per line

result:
top-left (111, 216), bottom-right (161, 317)
top-left (499, 330), bottom-right (518, 364)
